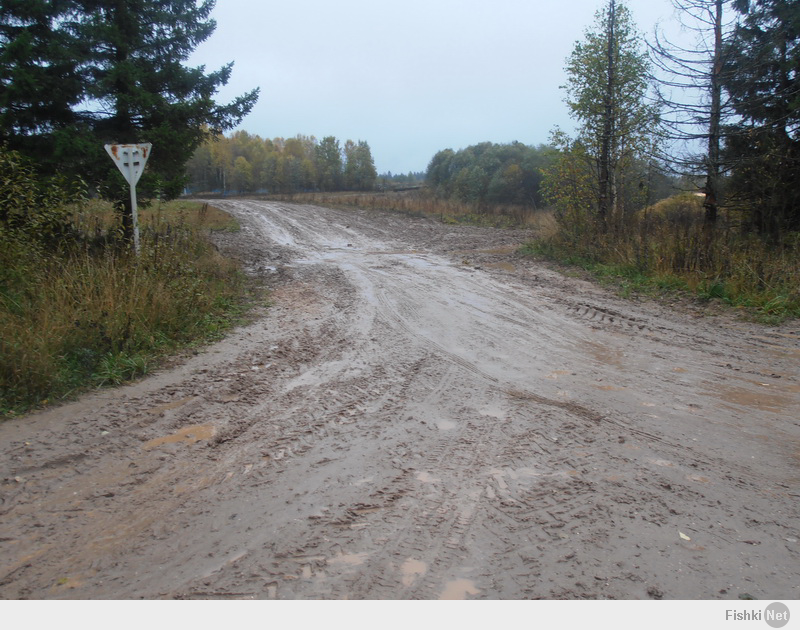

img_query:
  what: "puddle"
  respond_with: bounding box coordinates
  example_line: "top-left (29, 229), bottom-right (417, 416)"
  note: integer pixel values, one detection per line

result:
top-left (485, 262), bottom-right (516, 273)
top-left (476, 245), bottom-right (517, 255)
top-left (454, 245), bottom-right (518, 257)
top-left (705, 384), bottom-right (794, 414)
top-left (401, 558), bottom-right (427, 587)
top-left (143, 424), bottom-right (215, 450)
top-left (586, 341), bottom-right (625, 369)
top-left (366, 249), bottom-right (421, 256)
top-left (440, 578), bottom-right (480, 600)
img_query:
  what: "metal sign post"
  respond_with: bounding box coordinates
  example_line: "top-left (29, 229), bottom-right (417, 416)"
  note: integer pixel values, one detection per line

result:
top-left (104, 143), bottom-right (152, 255)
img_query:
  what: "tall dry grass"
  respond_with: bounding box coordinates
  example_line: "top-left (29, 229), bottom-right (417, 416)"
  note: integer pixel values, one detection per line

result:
top-left (1, 200), bottom-right (248, 416)
top-left (524, 193), bottom-right (800, 321)
top-left (264, 189), bottom-right (550, 230)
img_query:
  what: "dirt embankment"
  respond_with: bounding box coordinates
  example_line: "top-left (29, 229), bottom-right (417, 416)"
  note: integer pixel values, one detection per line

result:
top-left (1, 200), bottom-right (798, 600)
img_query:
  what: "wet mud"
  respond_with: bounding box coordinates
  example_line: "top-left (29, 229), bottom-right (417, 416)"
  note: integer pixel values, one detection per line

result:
top-left (1, 200), bottom-right (799, 600)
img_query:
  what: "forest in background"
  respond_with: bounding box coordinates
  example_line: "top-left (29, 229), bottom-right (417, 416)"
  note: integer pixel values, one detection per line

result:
top-left (185, 131), bottom-right (377, 194)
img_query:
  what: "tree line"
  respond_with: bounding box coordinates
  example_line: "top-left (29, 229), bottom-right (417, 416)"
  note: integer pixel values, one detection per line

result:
top-left (185, 131), bottom-right (378, 194)
top-left (518, 0), bottom-right (799, 320)
top-left (378, 171), bottom-right (426, 188)
top-left (426, 139), bottom-right (677, 210)
top-left (426, 142), bottom-right (557, 209)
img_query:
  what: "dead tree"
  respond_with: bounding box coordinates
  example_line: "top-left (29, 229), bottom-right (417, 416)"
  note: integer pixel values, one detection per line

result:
top-left (649, 0), bottom-right (737, 244)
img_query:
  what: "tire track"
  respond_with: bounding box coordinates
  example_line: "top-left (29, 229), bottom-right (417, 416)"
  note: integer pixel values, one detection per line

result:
top-left (3, 199), bottom-right (798, 600)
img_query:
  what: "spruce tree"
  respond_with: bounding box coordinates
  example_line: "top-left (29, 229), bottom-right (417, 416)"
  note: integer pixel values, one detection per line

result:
top-left (1, 0), bottom-right (259, 237)
top-left (77, 1), bottom-right (258, 211)
top-left (723, 0), bottom-right (800, 234)
top-left (0, 1), bottom-right (84, 160)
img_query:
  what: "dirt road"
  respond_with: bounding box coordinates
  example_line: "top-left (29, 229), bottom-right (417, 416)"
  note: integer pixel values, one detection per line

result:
top-left (1, 200), bottom-right (799, 600)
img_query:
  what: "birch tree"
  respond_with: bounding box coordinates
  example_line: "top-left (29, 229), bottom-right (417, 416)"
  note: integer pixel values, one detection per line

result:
top-left (561, 0), bottom-right (658, 229)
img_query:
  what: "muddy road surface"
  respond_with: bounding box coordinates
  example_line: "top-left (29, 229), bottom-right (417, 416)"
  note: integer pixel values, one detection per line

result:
top-left (2, 200), bottom-right (799, 600)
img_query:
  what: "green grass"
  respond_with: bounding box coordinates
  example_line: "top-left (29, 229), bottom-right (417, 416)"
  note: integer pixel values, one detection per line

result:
top-left (519, 240), bottom-right (675, 298)
top-left (519, 225), bottom-right (800, 323)
top-left (0, 200), bottom-right (255, 418)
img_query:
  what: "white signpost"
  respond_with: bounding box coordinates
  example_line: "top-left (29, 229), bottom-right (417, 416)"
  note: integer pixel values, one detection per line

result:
top-left (104, 143), bottom-right (152, 255)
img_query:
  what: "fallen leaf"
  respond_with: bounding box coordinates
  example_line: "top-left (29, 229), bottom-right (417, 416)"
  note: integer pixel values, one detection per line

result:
top-left (679, 532), bottom-right (691, 541)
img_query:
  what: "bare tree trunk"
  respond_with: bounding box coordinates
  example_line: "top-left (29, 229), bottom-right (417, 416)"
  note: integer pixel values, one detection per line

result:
top-left (599, 0), bottom-right (617, 231)
top-left (702, 0), bottom-right (723, 255)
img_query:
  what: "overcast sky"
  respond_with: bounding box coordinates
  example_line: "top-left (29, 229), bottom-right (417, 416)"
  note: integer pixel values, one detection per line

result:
top-left (188, 0), bottom-right (684, 174)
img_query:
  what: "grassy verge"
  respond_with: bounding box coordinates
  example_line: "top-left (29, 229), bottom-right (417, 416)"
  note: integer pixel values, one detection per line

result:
top-left (519, 198), bottom-right (800, 323)
top-left (1, 200), bottom-right (254, 418)
top-left (518, 239), bottom-right (693, 298)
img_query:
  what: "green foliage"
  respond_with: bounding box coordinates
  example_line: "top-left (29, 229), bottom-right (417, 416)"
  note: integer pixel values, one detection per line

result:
top-left (564, 0), bottom-right (654, 148)
top-left (425, 142), bottom-right (556, 208)
top-left (232, 155), bottom-right (254, 193)
top-left (185, 132), bottom-right (378, 194)
top-left (0, 145), bottom-right (84, 242)
top-left (344, 140), bottom-right (378, 191)
top-left (0, 0), bottom-right (85, 150)
top-left (378, 171), bottom-right (426, 187)
top-left (315, 136), bottom-right (344, 192)
top-left (92, 352), bottom-right (150, 387)
top-left (723, 0), bottom-right (800, 234)
top-left (540, 133), bottom-right (598, 236)
top-left (541, 0), bottom-right (800, 320)
top-left (557, 0), bottom-right (659, 227)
